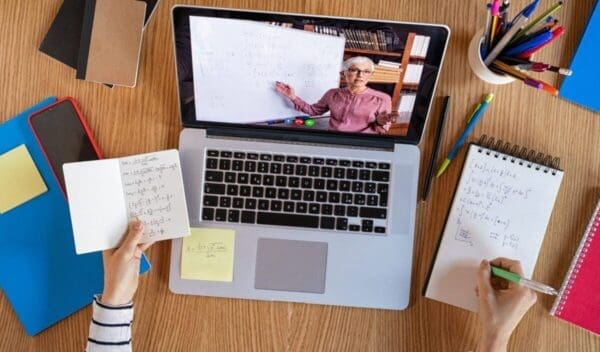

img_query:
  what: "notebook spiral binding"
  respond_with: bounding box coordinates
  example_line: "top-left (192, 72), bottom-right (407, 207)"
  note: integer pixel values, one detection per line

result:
top-left (477, 135), bottom-right (561, 175)
top-left (551, 201), bottom-right (600, 316)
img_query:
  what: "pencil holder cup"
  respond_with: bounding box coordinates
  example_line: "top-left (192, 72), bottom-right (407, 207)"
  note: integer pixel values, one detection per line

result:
top-left (468, 28), bottom-right (515, 85)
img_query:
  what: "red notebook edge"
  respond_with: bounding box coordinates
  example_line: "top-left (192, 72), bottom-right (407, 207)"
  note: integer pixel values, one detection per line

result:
top-left (551, 199), bottom-right (600, 336)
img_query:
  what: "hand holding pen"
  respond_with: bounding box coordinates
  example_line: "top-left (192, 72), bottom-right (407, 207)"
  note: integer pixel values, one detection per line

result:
top-left (476, 258), bottom-right (538, 352)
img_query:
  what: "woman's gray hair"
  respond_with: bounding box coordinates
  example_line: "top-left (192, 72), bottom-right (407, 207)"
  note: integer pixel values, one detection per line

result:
top-left (341, 56), bottom-right (375, 72)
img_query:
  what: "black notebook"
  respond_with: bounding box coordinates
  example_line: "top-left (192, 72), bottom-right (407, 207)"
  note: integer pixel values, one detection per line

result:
top-left (39, 0), bottom-right (160, 70)
top-left (39, 0), bottom-right (86, 69)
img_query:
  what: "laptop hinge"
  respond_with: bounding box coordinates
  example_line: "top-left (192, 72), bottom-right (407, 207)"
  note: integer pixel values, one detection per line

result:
top-left (200, 125), bottom-right (397, 151)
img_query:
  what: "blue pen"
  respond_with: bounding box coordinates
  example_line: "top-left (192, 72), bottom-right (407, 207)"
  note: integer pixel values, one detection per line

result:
top-left (502, 30), bottom-right (552, 56)
top-left (436, 93), bottom-right (494, 177)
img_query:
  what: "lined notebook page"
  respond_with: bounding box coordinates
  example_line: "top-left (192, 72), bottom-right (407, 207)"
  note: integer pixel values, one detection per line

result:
top-left (425, 143), bottom-right (563, 311)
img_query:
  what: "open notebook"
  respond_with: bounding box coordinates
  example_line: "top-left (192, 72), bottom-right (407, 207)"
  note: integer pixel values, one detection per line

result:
top-left (424, 135), bottom-right (564, 311)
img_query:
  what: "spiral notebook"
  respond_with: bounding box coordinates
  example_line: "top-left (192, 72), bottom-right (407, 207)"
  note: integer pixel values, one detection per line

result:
top-left (424, 135), bottom-right (564, 311)
top-left (551, 200), bottom-right (600, 335)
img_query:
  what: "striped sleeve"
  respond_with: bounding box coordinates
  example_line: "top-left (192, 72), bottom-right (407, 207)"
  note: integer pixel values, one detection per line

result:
top-left (85, 295), bottom-right (133, 352)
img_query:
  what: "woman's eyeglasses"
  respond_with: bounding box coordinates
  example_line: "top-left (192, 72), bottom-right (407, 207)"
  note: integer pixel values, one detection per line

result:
top-left (346, 67), bottom-right (374, 75)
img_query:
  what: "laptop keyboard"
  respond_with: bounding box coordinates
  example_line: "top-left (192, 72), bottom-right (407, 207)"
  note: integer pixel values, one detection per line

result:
top-left (201, 149), bottom-right (390, 234)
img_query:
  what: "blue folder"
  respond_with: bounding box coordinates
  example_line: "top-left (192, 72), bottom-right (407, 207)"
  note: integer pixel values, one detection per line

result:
top-left (0, 97), bottom-right (150, 336)
top-left (559, 0), bottom-right (600, 113)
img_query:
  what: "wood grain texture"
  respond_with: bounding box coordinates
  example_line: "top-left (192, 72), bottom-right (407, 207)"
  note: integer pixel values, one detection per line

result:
top-left (1, 0), bottom-right (599, 351)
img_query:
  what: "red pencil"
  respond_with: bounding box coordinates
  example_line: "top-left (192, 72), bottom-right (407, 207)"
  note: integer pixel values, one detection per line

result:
top-left (518, 26), bottom-right (565, 58)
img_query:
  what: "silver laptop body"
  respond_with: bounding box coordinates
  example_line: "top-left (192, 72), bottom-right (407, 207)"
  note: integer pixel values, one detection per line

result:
top-left (168, 5), bottom-right (449, 310)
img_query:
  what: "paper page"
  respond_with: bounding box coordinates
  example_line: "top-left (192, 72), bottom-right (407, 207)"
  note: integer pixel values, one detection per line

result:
top-left (119, 150), bottom-right (190, 242)
top-left (425, 144), bottom-right (564, 311)
top-left (63, 159), bottom-right (128, 254)
top-left (181, 228), bottom-right (235, 282)
top-left (0, 145), bottom-right (47, 213)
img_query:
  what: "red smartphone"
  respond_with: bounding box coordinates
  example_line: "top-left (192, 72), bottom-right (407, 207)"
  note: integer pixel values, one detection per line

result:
top-left (29, 97), bottom-right (102, 194)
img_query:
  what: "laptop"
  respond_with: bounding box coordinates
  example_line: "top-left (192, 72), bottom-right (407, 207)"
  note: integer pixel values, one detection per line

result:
top-left (169, 5), bottom-right (449, 310)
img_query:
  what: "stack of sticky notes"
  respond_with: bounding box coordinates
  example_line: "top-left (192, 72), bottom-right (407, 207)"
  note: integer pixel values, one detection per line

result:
top-left (181, 228), bottom-right (236, 282)
top-left (39, 0), bottom-right (160, 87)
top-left (0, 145), bottom-right (47, 214)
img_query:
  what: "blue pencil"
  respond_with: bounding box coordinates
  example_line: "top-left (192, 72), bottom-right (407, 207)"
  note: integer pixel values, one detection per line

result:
top-left (436, 93), bottom-right (495, 177)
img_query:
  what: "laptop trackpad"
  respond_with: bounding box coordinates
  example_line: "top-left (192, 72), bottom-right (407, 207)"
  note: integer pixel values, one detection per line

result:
top-left (255, 238), bottom-right (327, 294)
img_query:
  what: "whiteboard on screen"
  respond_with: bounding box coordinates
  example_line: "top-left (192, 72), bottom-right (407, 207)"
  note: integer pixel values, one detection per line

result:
top-left (189, 16), bottom-right (346, 123)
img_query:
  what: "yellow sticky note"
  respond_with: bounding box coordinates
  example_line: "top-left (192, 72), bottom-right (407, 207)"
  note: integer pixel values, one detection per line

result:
top-left (181, 228), bottom-right (235, 282)
top-left (0, 145), bottom-right (47, 214)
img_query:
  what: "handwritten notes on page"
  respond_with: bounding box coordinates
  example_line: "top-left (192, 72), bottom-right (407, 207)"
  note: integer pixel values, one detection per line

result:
top-left (181, 228), bottom-right (235, 282)
top-left (119, 152), bottom-right (189, 242)
top-left (425, 144), bottom-right (563, 311)
top-left (0, 145), bottom-right (47, 213)
top-left (64, 150), bottom-right (190, 254)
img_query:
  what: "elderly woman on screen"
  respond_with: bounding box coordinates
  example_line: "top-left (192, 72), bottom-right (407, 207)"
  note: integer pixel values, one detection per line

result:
top-left (275, 56), bottom-right (396, 134)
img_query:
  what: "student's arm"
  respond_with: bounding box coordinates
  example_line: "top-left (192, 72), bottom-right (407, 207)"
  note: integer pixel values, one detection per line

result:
top-left (86, 221), bottom-right (153, 352)
top-left (87, 297), bottom-right (134, 352)
top-left (475, 258), bottom-right (537, 352)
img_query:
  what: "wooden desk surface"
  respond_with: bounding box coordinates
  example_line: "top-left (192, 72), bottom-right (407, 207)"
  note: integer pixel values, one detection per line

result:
top-left (1, 0), bottom-right (598, 351)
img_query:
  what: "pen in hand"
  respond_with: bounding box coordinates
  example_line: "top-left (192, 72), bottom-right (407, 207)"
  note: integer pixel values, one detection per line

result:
top-left (491, 265), bottom-right (558, 295)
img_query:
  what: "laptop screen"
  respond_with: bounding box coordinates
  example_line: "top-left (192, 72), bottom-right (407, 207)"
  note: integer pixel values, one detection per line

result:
top-left (173, 6), bottom-right (449, 144)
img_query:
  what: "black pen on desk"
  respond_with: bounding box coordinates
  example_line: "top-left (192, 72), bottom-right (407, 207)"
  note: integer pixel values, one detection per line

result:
top-left (421, 96), bottom-right (451, 201)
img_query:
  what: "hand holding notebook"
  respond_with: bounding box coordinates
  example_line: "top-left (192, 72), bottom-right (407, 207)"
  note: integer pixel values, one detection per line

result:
top-left (64, 149), bottom-right (190, 254)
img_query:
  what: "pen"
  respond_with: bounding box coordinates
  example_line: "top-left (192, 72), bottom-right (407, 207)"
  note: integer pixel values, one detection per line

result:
top-left (502, 30), bottom-right (553, 56)
top-left (498, 56), bottom-right (572, 76)
top-left (509, 25), bottom-right (549, 47)
top-left (489, 64), bottom-right (543, 89)
top-left (546, 65), bottom-right (572, 76)
top-left (491, 266), bottom-right (558, 295)
top-left (421, 96), bottom-right (450, 201)
top-left (491, 61), bottom-right (558, 95)
top-left (489, 0), bottom-right (501, 49)
top-left (515, 62), bottom-right (549, 72)
top-left (484, 0), bottom-right (540, 65)
top-left (483, 3), bottom-right (493, 56)
top-left (499, 0), bottom-right (511, 32)
top-left (511, 0), bottom-right (563, 43)
top-left (436, 93), bottom-right (494, 177)
top-left (500, 0), bottom-right (511, 16)
top-left (517, 26), bottom-right (565, 58)
top-left (510, 16), bottom-right (558, 38)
